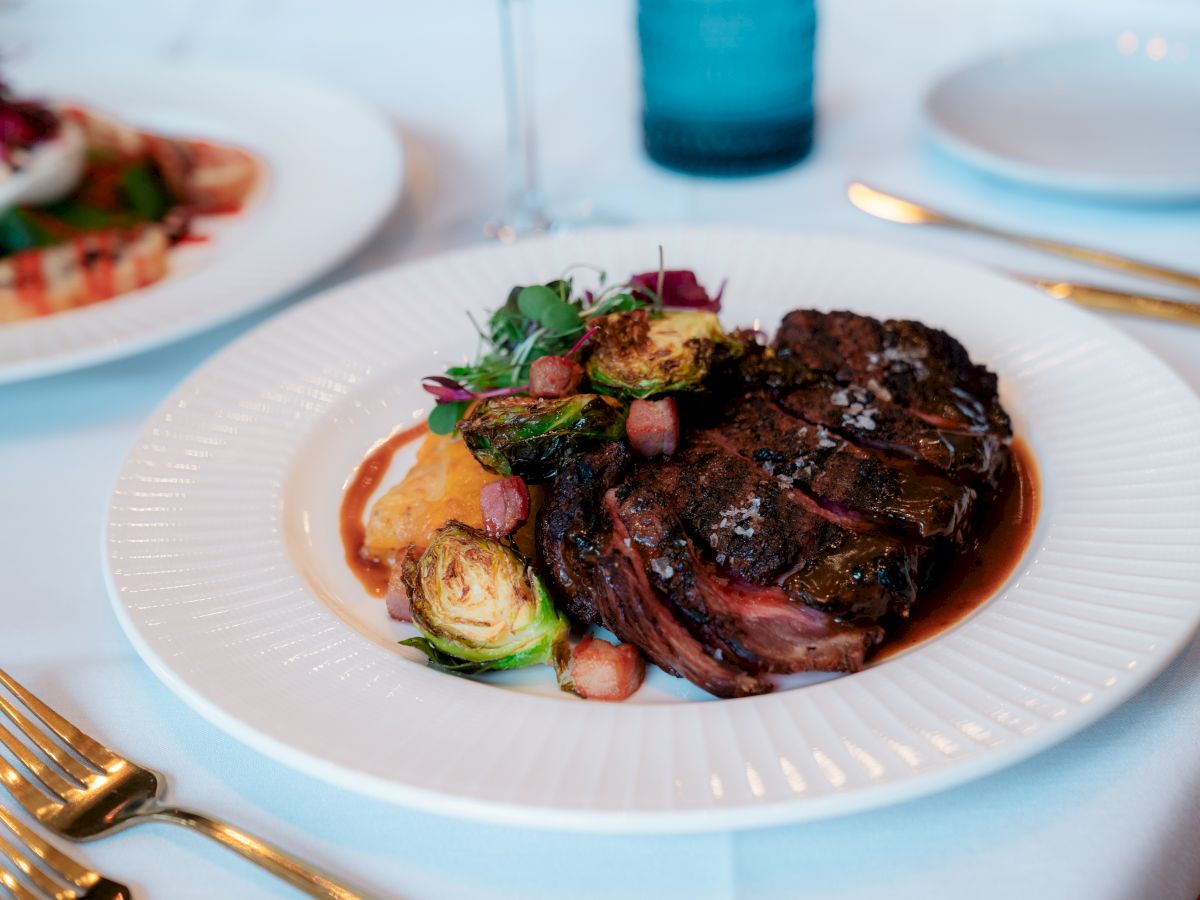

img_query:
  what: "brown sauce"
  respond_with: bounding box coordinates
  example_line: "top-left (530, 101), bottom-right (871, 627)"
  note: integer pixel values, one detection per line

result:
top-left (340, 422), bottom-right (427, 597)
top-left (874, 436), bottom-right (1039, 661)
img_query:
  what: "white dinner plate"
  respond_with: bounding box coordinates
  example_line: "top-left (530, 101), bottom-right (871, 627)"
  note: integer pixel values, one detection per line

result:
top-left (0, 60), bottom-right (402, 383)
top-left (924, 35), bottom-right (1200, 200)
top-left (105, 228), bottom-right (1200, 832)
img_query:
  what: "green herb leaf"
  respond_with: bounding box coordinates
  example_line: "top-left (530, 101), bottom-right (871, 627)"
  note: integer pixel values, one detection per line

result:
top-left (428, 400), bottom-right (470, 435)
top-left (517, 285), bottom-right (559, 323)
top-left (48, 202), bottom-right (115, 231)
top-left (119, 162), bottom-right (172, 221)
top-left (0, 208), bottom-right (56, 253)
top-left (590, 291), bottom-right (640, 316)
top-left (542, 301), bottom-right (582, 333)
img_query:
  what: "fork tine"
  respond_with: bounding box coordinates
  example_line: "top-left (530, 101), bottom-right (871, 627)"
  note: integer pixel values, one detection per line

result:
top-left (0, 722), bottom-right (76, 802)
top-left (0, 749), bottom-right (60, 822)
top-left (0, 805), bottom-right (95, 892)
top-left (0, 696), bottom-right (95, 786)
top-left (0, 671), bottom-right (117, 771)
top-left (0, 826), bottom-right (69, 899)
top-left (0, 863), bottom-right (39, 900)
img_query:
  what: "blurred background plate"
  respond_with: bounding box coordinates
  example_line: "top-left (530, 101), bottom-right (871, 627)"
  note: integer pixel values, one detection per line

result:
top-left (105, 228), bottom-right (1200, 832)
top-left (923, 36), bottom-right (1200, 201)
top-left (0, 59), bottom-right (403, 383)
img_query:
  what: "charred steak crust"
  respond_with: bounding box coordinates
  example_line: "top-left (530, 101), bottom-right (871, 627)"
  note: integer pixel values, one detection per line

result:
top-left (774, 310), bottom-right (1011, 434)
top-left (712, 395), bottom-right (975, 541)
top-left (774, 381), bottom-right (1006, 486)
top-left (535, 309), bottom-right (1013, 698)
top-left (539, 444), bottom-right (771, 698)
top-left (536, 442), bottom-right (630, 627)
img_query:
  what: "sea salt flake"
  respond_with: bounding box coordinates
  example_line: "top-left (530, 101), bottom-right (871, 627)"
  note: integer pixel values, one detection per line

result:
top-left (866, 378), bottom-right (893, 401)
top-left (845, 409), bottom-right (877, 430)
top-left (719, 498), bottom-right (762, 525)
top-left (883, 344), bottom-right (929, 381)
top-left (649, 557), bottom-right (675, 580)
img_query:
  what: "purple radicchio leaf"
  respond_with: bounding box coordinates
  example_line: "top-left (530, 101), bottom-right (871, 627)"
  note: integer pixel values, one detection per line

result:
top-left (628, 270), bottom-right (724, 313)
top-left (421, 376), bottom-right (475, 402)
top-left (421, 376), bottom-right (528, 403)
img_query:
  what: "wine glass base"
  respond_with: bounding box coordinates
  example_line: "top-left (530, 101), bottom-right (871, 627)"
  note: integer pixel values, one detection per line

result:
top-left (484, 196), bottom-right (625, 243)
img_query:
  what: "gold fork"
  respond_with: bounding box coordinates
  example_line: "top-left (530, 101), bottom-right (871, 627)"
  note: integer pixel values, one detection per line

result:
top-left (0, 805), bottom-right (129, 900)
top-left (0, 668), bottom-right (368, 900)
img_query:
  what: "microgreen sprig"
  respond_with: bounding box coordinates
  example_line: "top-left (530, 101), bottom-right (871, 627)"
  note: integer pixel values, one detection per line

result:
top-left (423, 274), bottom-right (644, 433)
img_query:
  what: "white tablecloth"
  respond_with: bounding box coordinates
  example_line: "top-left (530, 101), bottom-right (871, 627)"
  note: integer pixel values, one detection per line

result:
top-left (2, 1), bottom-right (1199, 898)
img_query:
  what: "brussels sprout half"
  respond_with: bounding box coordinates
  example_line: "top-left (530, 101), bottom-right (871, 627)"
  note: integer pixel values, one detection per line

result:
top-left (457, 394), bottom-right (627, 482)
top-left (399, 521), bottom-right (570, 676)
top-left (585, 309), bottom-right (730, 399)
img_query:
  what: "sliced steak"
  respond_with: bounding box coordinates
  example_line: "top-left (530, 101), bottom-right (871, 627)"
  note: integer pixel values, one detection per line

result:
top-left (774, 310), bottom-right (1010, 433)
top-left (598, 506), bottom-right (772, 698)
top-left (776, 381), bottom-right (1006, 485)
top-left (657, 436), bottom-right (922, 621)
top-left (606, 478), bottom-right (881, 675)
top-left (537, 442), bottom-right (627, 627)
top-left (710, 394), bottom-right (974, 540)
top-left (538, 444), bottom-right (770, 697)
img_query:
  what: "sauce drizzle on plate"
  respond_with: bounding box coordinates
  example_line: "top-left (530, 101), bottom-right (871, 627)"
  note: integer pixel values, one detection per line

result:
top-left (874, 436), bottom-right (1039, 661)
top-left (340, 422), bottom-right (427, 597)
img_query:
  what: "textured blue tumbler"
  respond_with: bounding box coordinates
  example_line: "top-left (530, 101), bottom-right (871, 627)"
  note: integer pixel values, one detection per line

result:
top-left (638, 0), bottom-right (817, 176)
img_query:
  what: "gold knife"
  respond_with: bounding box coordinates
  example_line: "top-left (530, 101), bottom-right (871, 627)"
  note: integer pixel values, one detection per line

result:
top-left (1022, 277), bottom-right (1200, 327)
top-left (848, 182), bottom-right (1200, 294)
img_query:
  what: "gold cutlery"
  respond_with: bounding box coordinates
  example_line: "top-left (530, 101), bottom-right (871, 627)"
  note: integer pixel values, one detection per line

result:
top-left (0, 668), bottom-right (368, 900)
top-left (1021, 278), bottom-right (1200, 327)
top-left (0, 804), bottom-right (129, 900)
top-left (847, 182), bottom-right (1200, 293)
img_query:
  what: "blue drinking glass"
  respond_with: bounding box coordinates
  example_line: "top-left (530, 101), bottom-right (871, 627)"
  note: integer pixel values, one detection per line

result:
top-left (638, 0), bottom-right (817, 176)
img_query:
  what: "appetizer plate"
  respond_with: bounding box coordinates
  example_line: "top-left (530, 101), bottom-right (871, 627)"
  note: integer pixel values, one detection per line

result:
top-left (924, 35), bottom-right (1200, 200)
top-left (105, 228), bottom-right (1200, 832)
top-left (0, 60), bottom-right (403, 383)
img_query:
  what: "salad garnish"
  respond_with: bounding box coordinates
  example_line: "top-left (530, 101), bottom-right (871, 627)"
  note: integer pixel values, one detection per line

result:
top-left (422, 256), bottom-right (723, 434)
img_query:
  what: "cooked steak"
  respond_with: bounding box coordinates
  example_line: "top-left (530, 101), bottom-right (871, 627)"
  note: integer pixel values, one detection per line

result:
top-left (711, 395), bottom-right (974, 540)
top-left (652, 436), bottom-right (921, 620)
top-left (774, 310), bottom-right (1010, 433)
top-left (538, 309), bottom-right (1012, 698)
top-left (539, 442), bottom-right (773, 698)
top-left (774, 381), bottom-right (1006, 485)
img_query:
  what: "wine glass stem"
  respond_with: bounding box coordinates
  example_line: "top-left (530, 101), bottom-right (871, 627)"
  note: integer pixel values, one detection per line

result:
top-left (498, 0), bottom-right (549, 235)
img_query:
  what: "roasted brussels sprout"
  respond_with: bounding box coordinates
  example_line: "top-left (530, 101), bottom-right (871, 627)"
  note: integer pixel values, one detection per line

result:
top-left (458, 394), bottom-right (627, 482)
top-left (399, 521), bottom-right (570, 675)
top-left (585, 309), bottom-right (731, 399)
